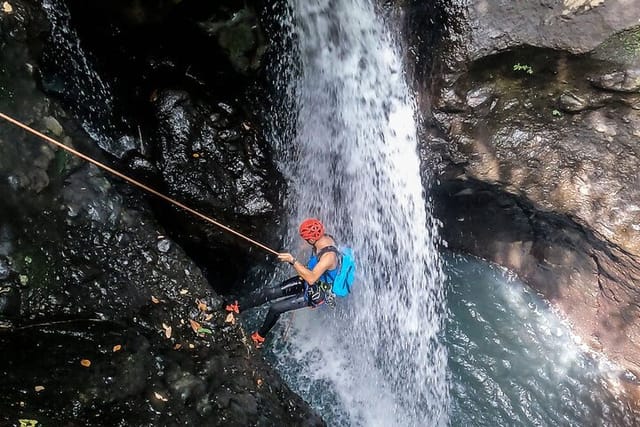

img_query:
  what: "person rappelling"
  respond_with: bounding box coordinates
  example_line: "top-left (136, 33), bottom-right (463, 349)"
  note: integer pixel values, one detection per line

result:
top-left (224, 218), bottom-right (350, 348)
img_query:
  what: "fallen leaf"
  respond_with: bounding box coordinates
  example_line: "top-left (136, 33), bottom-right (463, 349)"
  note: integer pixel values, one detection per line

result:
top-left (153, 391), bottom-right (168, 402)
top-left (196, 299), bottom-right (208, 312)
top-left (242, 122), bottom-right (251, 130)
top-left (80, 359), bottom-right (91, 367)
top-left (162, 323), bottom-right (172, 339)
top-left (34, 386), bottom-right (45, 392)
top-left (189, 319), bottom-right (201, 333)
top-left (112, 344), bottom-right (122, 352)
top-left (256, 378), bottom-right (263, 386)
top-left (204, 313), bottom-right (213, 321)
top-left (2, 2), bottom-right (13, 14)
top-left (197, 327), bottom-right (212, 335)
top-left (18, 420), bottom-right (38, 427)
top-left (192, 152), bottom-right (200, 158)
top-left (151, 295), bottom-right (160, 304)
top-left (173, 343), bottom-right (182, 350)
top-left (179, 289), bottom-right (189, 295)
top-left (188, 343), bottom-right (195, 349)
top-left (225, 313), bottom-right (235, 324)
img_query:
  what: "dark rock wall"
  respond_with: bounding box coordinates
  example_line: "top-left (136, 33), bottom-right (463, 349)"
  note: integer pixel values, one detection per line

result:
top-left (0, 0), bottom-right (323, 425)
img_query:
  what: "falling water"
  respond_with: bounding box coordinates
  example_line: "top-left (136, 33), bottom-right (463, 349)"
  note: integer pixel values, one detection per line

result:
top-left (265, 0), bottom-right (450, 425)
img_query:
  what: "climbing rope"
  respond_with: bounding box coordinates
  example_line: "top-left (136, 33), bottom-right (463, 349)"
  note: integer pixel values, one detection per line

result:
top-left (0, 111), bottom-right (280, 256)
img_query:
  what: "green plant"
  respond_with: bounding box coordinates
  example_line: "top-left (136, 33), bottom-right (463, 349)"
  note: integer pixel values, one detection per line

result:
top-left (513, 63), bottom-right (534, 74)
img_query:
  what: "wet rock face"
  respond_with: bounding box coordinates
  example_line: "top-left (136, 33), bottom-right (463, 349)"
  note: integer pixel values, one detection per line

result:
top-left (0, 319), bottom-right (325, 426)
top-left (153, 89), bottom-right (280, 218)
top-left (461, 0), bottom-right (640, 60)
top-left (421, 1), bottom-right (640, 378)
top-left (434, 47), bottom-right (640, 258)
top-left (0, 0), bottom-right (323, 425)
top-left (29, 0), bottom-right (286, 287)
top-left (149, 88), bottom-right (284, 291)
top-left (0, 148), bottom-right (321, 425)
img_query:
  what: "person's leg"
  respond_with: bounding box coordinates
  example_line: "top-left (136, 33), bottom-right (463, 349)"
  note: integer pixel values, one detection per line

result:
top-left (235, 276), bottom-right (304, 312)
top-left (257, 292), bottom-right (308, 338)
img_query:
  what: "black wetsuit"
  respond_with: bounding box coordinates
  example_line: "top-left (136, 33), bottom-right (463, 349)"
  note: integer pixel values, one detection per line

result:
top-left (237, 245), bottom-right (341, 337)
top-left (238, 276), bottom-right (325, 337)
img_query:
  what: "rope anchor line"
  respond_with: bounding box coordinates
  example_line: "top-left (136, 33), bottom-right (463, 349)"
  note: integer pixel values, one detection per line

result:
top-left (0, 111), bottom-right (279, 256)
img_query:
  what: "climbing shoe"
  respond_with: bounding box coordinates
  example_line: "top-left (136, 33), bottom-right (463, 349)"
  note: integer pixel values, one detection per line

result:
top-left (225, 300), bottom-right (240, 314)
top-left (251, 331), bottom-right (265, 349)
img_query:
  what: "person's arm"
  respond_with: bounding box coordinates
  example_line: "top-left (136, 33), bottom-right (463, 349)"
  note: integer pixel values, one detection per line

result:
top-left (278, 251), bottom-right (337, 284)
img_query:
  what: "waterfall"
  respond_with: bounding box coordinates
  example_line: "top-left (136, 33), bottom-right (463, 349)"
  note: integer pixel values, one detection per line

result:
top-left (266, 0), bottom-right (450, 425)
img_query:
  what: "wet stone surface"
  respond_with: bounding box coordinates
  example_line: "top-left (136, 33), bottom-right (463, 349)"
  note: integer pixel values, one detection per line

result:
top-left (0, 155), bottom-right (323, 425)
top-left (0, 319), bottom-right (324, 427)
top-left (0, 0), bottom-right (324, 424)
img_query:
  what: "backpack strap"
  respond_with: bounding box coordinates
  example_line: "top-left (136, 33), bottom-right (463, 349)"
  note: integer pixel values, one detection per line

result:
top-left (315, 245), bottom-right (341, 283)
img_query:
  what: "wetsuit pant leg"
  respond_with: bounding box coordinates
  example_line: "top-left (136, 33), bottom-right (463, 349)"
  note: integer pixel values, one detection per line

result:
top-left (238, 276), bottom-right (304, 311)
top-left (258, 292), bottom-right (309, 337)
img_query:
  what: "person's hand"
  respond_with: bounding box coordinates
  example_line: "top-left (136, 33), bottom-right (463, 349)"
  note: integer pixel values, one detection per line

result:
top-left (278, 252), bottom-right (297, 265)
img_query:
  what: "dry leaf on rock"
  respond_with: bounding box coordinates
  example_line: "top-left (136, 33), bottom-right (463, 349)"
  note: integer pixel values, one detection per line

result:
top-left (225, 313), bottom-right (235, 324)
top-left (162, 323), bottom-right (172, 339)
top-left (196, 299), bottom-right (208, 312)
top-left (34, 386), bottom-right (45, 392)
top-left (112, 344), bottom-right (122, 352)
top-left (173, 343), bottom-right (182, 350)
top-left (2, 2), bottom-right (13, 14)
top-left (80, 359), bottom-right (91, 367)
top-left (179, 289), bottom-right (189, 295)
top-left (153, 391), bottom-right (168, 402)
top-left (151, 295), bottom-right (160, 304)
top-left (189, 319), bottom-right (201, 333)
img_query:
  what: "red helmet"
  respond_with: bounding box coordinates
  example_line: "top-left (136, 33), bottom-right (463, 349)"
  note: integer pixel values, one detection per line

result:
top-left (299, 218), bottom-right (324, 240)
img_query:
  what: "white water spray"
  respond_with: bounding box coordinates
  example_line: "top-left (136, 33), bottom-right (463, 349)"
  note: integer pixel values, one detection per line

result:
top-left (267, 0), bottom-right (450, 425)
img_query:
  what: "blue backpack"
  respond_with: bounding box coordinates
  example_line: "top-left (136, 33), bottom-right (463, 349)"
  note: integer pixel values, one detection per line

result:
top-left (310, 245), bottom-right (356, 297)
top-left (331, 247), bottom-right (356, 297)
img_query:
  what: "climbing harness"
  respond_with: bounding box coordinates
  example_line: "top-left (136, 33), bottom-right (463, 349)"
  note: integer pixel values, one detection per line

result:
top-left (318, 281), bottom-right (336, 307)
top-left (0, 112), bottom-right (279, 255)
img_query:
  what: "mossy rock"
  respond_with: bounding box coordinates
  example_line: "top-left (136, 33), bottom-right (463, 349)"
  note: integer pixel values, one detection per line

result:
top-left (592, 26), bottom-right (640, 66)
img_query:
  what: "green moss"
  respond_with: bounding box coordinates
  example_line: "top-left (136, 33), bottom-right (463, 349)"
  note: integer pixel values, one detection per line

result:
top-left (202, 7), bottom-right (265, 74)
top-left (54, 149), bottom-right (70, 177)
top-left (12, 249), bottom-right (52, 289)
top-left (592, 26), bottom-right (640, 66)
